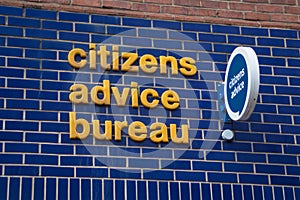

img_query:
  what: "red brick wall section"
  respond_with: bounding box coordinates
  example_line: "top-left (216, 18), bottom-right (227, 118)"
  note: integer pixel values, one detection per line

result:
top-left (1, 0), bottom-right (300, 29)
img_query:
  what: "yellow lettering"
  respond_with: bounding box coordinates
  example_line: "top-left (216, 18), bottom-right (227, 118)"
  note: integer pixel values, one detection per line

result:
top-left (112, 45), bottom-right (119, 71)
top-left (111, 87), bottom-right (130, 106)
top-left (140, 54), bottom-right (158, 73)
top-left (128, 121), bottom-right (147, 142)
top-left (140, 88), bottom-right (159, 108)
top-left (91, 80), bottom-right (111, 105)
top-left (179, 57), bottom-right (197, 76)
top-left (170, 124), bottom-right (189, 144)
top-left (89, 43), bottom-right (96, 70)
top-left (68, 48), bottom-right (87, 69)
top-left (161, 90), bottom-right (180, 110)
top-left (114, 121), bottom-right (128, 141)
top-left (121, 53), bottom-right (138, 72)
top-left (131, 82), bottom-right (139, 108)
top-left (69, 112), bottom-right (90, 139)
top-left (98, 46), bottom-right (110, 70)
top-left (159, 56), bottom-right (178, 75)
top-left (93, 120), bottom-right (112, 140)
top-left (69, 84), bottom-right (88, 104)
top-left (150, 122), bottom-right (168, 143)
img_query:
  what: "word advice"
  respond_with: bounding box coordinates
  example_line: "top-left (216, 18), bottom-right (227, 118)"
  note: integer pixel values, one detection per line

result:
top-left (68, 45), bottom-right (191, 144)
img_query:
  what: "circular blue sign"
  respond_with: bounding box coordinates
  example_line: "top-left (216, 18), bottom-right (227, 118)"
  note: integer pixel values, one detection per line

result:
top-left (224, 47), bottom-right (260, 121)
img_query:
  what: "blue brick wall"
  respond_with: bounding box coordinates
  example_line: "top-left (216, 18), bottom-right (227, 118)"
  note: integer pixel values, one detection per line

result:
top-left (0, 5), bottom-right (299, 199)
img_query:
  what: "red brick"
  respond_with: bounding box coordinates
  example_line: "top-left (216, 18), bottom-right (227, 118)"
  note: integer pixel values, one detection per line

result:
top-left (102, 0), bottom-right (131, 9)
top-left (270, 0), bottom-right (296, 5)
top-left (132, 3), bottom-right (160, 13)
top-left (201, 0), bottom-right (228, 9)
top-left (244, 12), bottom-right (271, 21)
top-left (285, 6), bottom-right (300, 14)
top-left (216, 10), bottom-right (243, 19)
top-left (161, 5), bottom-right (188, 15)
top-left (41, 0), bottom-right (70, 4)
top-left (72, 0), bottom-right (100, 7)
top-left (243, 0), bottom-right (268, 3)
top-left (188, 8), bottom-right (216, 17)
top-left (229, 3), bottom-right (255, 11)
top-left (174, 0), bottom-right (200, 7)
top-left (144, 0), bottom-right (172, 5)
top-left (144, 12), bottom-right (174, 20)
top-left (271, 13), bottom-right (299, 22)
top-left (256, 4), bottom-right (283, 13)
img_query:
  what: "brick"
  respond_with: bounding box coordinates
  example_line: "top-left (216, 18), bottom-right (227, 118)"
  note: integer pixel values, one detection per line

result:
top-left (187, 8), bottom-right (216, 17)
top-left (7, 99), bottom-right (39, 109)
top-left (224, 163), bottom-right (253, 173)
top-left (102, 0), bottom-right (131, 9)
top-left (183, 22), bottom-right (210, 32)
top-left (161, 5), bottom-right (188, 15)
top-left (72, 0), bottom-right (100, 6)
top-left (26, 154), bottom-right (58, 165)
top-left (216, 10), bottom-right (243, 19)
top-left (271, 176), bottom-right (300, 186)
top-left (240, 174), bottom-right (269, 184)
top-left (237, 152), bottom-right (266, 163)
top-left (229, 3), bottom-right (255, 11)
top-left (153, 20), bottom-right (181, 30)
top-left (91, 15), bottom-right (120, 25)
top-left (284, 6), bottom-right (300, 14)
top-left (270, 0), bottom-right (296, 5)
top-left (8, 17), bottom-right (40, 28)
top-left (153, 39), bottom-right (182, 49)
top-left (262, 95), bottom-right (290, 104)
top-left (42, 166), bottom-right (74, 177)
top-left (123, 17), bottom-right (151, 27)
top-left (212, 25), bottom-right (240, 34)
top-left (244, 12), bottom-right (271, 21)
top-left (26, 8), bottom-right (56, 19)
top-left (272, 14), bottom-right (299, 23)
top-left (132, 3), bottom-right (160, 13)
top-left (0, 47), bottom-right (22, 57)
top-left (26, 28), bottom-right (56, 39)
top-left (143, 170), bottom-right (174, 180)
top-left (241, 27), bottom-right (269, 36)
top-left (264, 114), bottom-right (292, 124)
top-left (123, 37), bottom-right (151, 47)
top-left (0, 6), bottom-right (22, 16)
top-left (8, 38), bottom-right (40, 48)
top-left (270, 29), bottom-right (297, 38)
top-left (228, 35), bottom-right (255, 45)
top-left (42, 20), bottom-right (73, 31)
top-left (6, 121), bottom-right (39, 131)
top-left (208, 172), bottom-right (237, 183)
top-left (0, 154), bottom-right (22, 164)
top-left (258, 37), bottom-right (284, 47)
top-left (253, 143), bottom-right (282, 153)
top-left (202, 0), bottom-right (228, 9)
top-left (75, 24), bottom-right (105, 33)
top-left (26, 132), bottom-right (58, 143)
top-left (287, 166), bottom-right (300, 175)
top-left (139, 29), bottom-right (167, 38)
top-left (256, 4), bottom-right (283, 13)
top-left (0, 110), bottom-right (23, 120)
top-left (25, 49), bottom-right (57, 59)
top-left (144, 0), bottom-right (172, 4)
top-left (5, 166), bottom-right (39, 176)
top-left (59, 11), bottom-right (89, 22)
top-left (199, 33), bottom-right (226, 42)
top-left (176, 171), bottom-right (205, 181)
top-left (59, 31), bottom-right (89, 42)
top-left (41, 122), bottom-right (69, 132)
top-left (258, 57), bottom-right (285, 66)
top-left (42, 144), bottom-right (73, 154)
top-left (256, 164), bottom-right (285, 174)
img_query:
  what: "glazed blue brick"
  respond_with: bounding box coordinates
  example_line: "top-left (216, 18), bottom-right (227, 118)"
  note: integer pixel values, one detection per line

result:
top-left (46, 178), bottom-right (56, 200)
top-left (239, 174), bottom-right (268, 184)
top-left (176, 171), bottom-right (205, 181)
top-left (277, 85), bottom-right (300, 95)
top-left (271, 176), bottom-right (300, 186)
top-left (153, 20), bottom-right (181, 30)
top-left (25, 49), bottom-right (56, 60)
top-left (8, 57), bottom-right (40, 69)
top-left (59, 11), bottom-right (88, 22)
top-left (26, 132), bottom-right (58, 143)
top-left (193, 160), bottom-right (222, 171)
top-left (0, 47), bottom-right (22, 57)
top-left (91, 15), bottom-right (120, 24)
top-left (26, 90), bottom-right (58, 100)
top-left (136, 181), bottom-right (146, 200)
top-left (123, 37), bottom-right (151, 47)
top-left (223, 142), bottom-right (252, 152)
top-left (273, 48), bottom-right (299, 57)
top-left (7, 99), bottom-right (39, 109)
top-left (275, 67), bottom-right (300, 77)
top-left (59, 31), bottom-right (89, 42)
top-left (208, 172), bottom-right (237, 183)
top-left (0, 16), bottom-right (4, 24)
top-left (76, 146), bottom-right (107, 155)
top-left (274, 187), bottom-right (284, 200)
top-left (8, 38), bottom-right (40, 48)
top-left (290, 77), bottom-right (300, 86)
top-left (25, 154), bottom-right (58, 165)
top-left (214, 44), bottom-right (237, 53)
top-left (192, 140), bottom-right (221, 150)
top-left (104, 180), bottom-right (113, 200)
top-left (159, 182), bottom-right (168, 200)
top-left (8, 78), bottom-right (40, 89)
top-left (92, 180), bottom-right (102, 199)
top-left (5, 166), bottom-right (39, 176)
top-left (251, 123), bottom-right (279, 133)
top-left (26, 8), bottom-right (56, 19)
top-left (222, 185), bottom-right (232, 200)
top-left (254, 104), bottom-right (276, 113)
top-left (212, 184), bottom-right (221, 200)
top-left (269, 154), bottom-right (297, 164)
top-left (161, 160), bottom-right (190, 170)
top-left (144, 170), bottom-right (173, 180)
top-left (81, 179), bottom-right (91, 200)
top-left (60, 72), bottom-right (90, 81)
top-left (115, 180), bottom-right (125, 200)
top-left (261, 76), bottom-right (287, 85)
top-left (42, 20), bottom-right (73, 31)
top-left (180, 183), bottom-right (190, 200)
top-left (9, 178), bottom-right (19, 199)
top-left (6, 121), bottom-right (38, 131)
top-left (71, 180), bottom-right (79, 200)
top-left (278, 106), bottom-right (300, 114)
top-left (110, 168), bottom-right (141, 179)
top-left (0, 88), bottom-right (23, 98)
top-left (77, 168), bottom-right (108, 178)
top-left (92, 34), bottom-right (121, 43)
top-left (228, 35), bottom-right (255, 45)
top-left (287, 166), bottom-right (300, 175)
top-left (286, 39), bottom-right (300, 48)
top-left (253, 186), bottom-right (263, 199)
top-left (266, 133), bottom-right (294, 143)
top-left (42, 80), bottom-right (73, 91)
top-left (213, 25), bottom-right (239, 34)
top-left (129, 158), bottom-right (159, 168)
top-left (123, 17), bottom-right (151, 27)
top-left (27, 70), bottom-right (58, 80)
top-left (292, 97), bottom-right (300, 105)
top-left (224, 163), bottom-right (253, 173)
top-left (169, 31), bottom-right (197, 41)
top-left (147, 181), bottom-right (157, 200)
top-left (258, 38), bottom-right (284, 47)
top-left (0, 6), bottom-right (22, 16)
top-left (270, 29), bottom-right (297, 38)
top-left (237, 152), bottom-right (266, 163)
top-left (42, 60), bottom-right (72, 70)
top-left (256, 164), bottom-right (284, 174)
top-left (284, 188), bottom-right (294, 200)
top-left (264, 114), bottom-right (292, 124)
top-left (61, 156), bottom-right (93, 166)
top-left (58, 179), bottom-right (68, 199)
top-left (199, 33), bottom-right (226, 42)
top-left (206, 151), bottom-right (235, 161)
top-left (169, 182), bottom-right (179, 200)
top-left (251, 47), bottom-right (271, 55)
top-left (0, 26), bottom-right (22, 36)
top-left (0, 110), bottom-right (22, 119)
top-left (241, 27), bottom-right (268, 36)
top-left (284, 145), bottom-right (300, 155)
top-left (21, 178), bottom-right (32, 200)
top-left (201, 183), bottom-right (212, 200)
top-left (26, 28), bottom-right (56, 39)
top-left (42, 144), bottom-right (73, 154)
top-left (8, 17), bottom-right (40, 28)
top-left (75, 24), bottom-right (105, 33)
top-left (107, 26), bottom-right (136, 36)
top-left (253, 143), bottom-right (282, 153)
top-left (260, 66), bottom-right (272, 74)
top-left (0, 154), bottom-right (22, 164)
top-left (155, 77), bottom-right (184, 87)
top-left (42, 40), bottom-right (73, 50)
top-left (110, 147), bottom-right (139, 157)
top-left (42, 166), bottom-right (74, 177)
top-left (139, 28), bottom-right (167, 38)
top-left (199, 53), bottom-right (227, 62)
top-left (125, 181), bottom-right (136, 200)
top-left (34, 178), bottom-right (44, 199)
top-left (0, 177), bottom-right (8, 199)
top-left (183, 22), bottom-right (210, 32)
